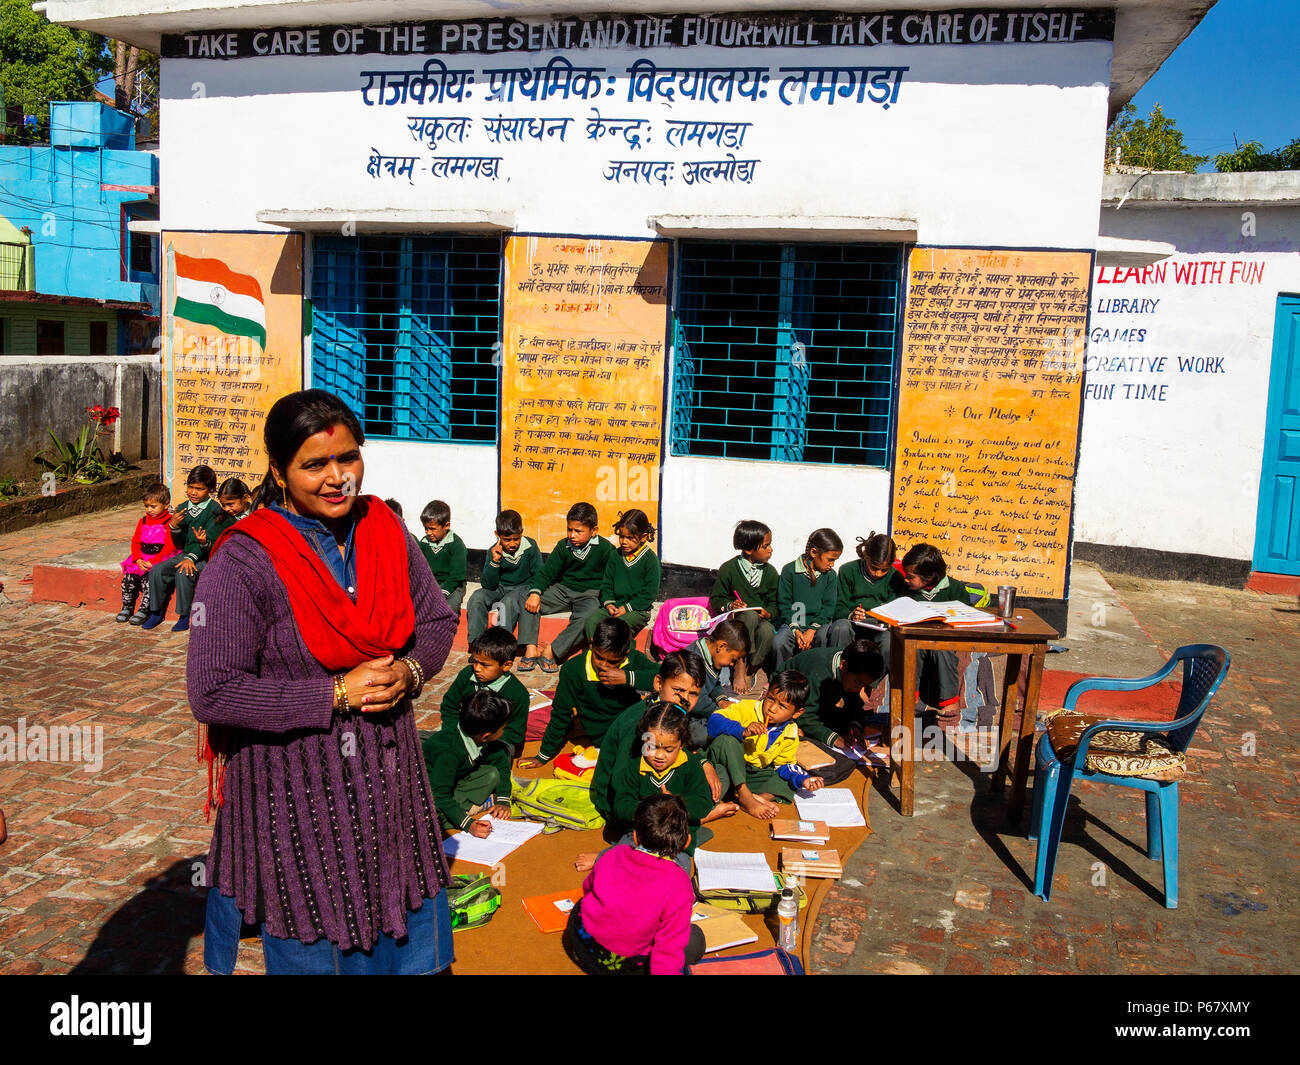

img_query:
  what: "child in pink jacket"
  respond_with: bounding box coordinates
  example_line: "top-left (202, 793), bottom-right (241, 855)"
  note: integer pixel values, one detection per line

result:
top-left (118, 483), bottom-right (178, 624)
top-left (562, 794), bottom-right (705, 975)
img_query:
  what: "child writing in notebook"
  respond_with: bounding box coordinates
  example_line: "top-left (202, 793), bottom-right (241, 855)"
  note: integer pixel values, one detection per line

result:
top-left (584, 508), bottom-right (661, 643)
top-left (562, 794), bottom-right (706, 976)
top-left (827, 532), bottom-right (906, 650)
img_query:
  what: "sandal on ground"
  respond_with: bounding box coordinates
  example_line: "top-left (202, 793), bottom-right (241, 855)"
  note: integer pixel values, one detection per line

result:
top-left (517, 656), bottom-right (538, 672)
top-left (115, 609), bottom-right (132, 622)
top-left (539, 655), bottom-right (561, 673)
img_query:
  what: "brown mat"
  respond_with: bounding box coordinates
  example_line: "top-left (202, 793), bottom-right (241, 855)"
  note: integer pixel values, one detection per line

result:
top-left (448, 737), bottom-right (874, 975)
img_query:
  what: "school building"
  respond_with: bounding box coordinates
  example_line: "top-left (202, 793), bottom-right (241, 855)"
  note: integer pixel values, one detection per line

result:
top-left (45, 1), bottom-right (1224, 625)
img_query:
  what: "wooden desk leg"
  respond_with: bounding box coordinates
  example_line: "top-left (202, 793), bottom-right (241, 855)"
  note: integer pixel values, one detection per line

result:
top-left (991, 653), bottom-right (1023, 795)
top-left (899, 640), bottom-right (918, 817)
top-left (1007, 645), bottom-right (1046, 823)
top-left (889, 633), bottom-right (904, 792)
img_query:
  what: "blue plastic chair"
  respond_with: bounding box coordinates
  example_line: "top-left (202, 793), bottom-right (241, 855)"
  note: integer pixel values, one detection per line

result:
top-left (1029, 644), bottom-right (1230, 908)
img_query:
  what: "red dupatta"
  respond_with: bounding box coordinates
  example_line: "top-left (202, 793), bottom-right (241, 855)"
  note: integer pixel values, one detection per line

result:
top-left (199, 496), bottom-right (416, 815)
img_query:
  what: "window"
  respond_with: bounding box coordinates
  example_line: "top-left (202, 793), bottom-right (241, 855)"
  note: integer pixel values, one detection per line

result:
top-left (311, 235), bottom-right (501, 442)
top-left (37, 319), bottom-right (64, 356)
top-left (89, 321), bottom-right (109, 356)
top-left (129, 231), bottom-right (157, 276)
top-left (672, 241), bottom-right (901, 466)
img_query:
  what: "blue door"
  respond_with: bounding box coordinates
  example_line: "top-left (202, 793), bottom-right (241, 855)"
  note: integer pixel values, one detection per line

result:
top-left (1254, 295), bottom-right (1300, 575)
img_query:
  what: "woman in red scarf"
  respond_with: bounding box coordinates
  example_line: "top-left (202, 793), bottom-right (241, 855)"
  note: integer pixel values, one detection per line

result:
top-left (188, 390), bottom-right (458, 974)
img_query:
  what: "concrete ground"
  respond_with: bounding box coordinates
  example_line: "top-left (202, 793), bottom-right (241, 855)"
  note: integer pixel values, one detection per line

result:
top-left (0, 504), bottom-right (1295, 974)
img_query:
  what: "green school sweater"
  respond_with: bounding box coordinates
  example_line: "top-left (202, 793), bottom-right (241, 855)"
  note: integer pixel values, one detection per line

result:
top-left (599, 546), bottom-right (661, 612)
top-left (591, 700), bottom-right (714, 853)
top-left (835, 561), bottom-right (908, 620)
top-left (908, 575), bottom-right (969, 604)
top-left (422, 725), bottom-right (513, 831)
top-left (438, 665), bottom-right (531, 756)
top-left (172, 498), bottom-right (233, 564)
top-left (777, 557), bottom-right (839, 629)
top-left (530, 536), bottom-right (615, 595)
top-left (478, 536), bottom-right (541, 592)
top-left (709, 556), bottom-right (779, 616)
top-left (788, 647), bottom-right (867, 747)
top-left (538, 648), bottom-right (657, 761)
top-left (419, 531), bottom-right (468, 597)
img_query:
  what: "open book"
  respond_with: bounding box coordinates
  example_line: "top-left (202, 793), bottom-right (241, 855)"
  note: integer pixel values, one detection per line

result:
top-left (867, 597), bottom-right (999, 627)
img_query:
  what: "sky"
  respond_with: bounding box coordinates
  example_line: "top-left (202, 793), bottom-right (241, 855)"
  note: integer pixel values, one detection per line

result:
top-left (1127, 0), bottom-right (1300, 170)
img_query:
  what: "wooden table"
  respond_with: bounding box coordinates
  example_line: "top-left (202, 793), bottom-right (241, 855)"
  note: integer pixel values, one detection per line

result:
top-left (886, 607), bottom-right (1060, 818)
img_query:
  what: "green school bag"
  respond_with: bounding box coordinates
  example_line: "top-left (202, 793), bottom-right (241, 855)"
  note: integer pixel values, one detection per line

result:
top-left (694, 872), bottom-right (809, 914)
top-left (447, 873), bottom-right (502, 931)
top-left (509, 775), bottom-right (606, 833)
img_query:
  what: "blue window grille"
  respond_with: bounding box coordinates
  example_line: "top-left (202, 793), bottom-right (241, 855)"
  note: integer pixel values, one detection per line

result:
top-left (672, 241), bottom-right (900, 466)
top-left (311, 235), bottom-right (501, 442)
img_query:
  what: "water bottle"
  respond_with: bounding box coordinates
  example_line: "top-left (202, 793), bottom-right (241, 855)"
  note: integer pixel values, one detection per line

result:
top-left (777, 886), bottom-right (799, 952)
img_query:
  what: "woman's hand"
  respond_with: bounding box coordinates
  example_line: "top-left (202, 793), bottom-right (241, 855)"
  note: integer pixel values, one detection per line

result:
top-left (341, 654), bottom-right (411, 713)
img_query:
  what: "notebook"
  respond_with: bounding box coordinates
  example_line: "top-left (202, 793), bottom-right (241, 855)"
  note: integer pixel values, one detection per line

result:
top-left (521, 891), bottom-right (582, 934)
top-left (770, 819), bottom-right (831, 844)
top-left (780, 847), bottom-right (843, 879)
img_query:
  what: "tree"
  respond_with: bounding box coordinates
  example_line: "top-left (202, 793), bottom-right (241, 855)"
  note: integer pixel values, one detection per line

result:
top-left (1215, 137), bottom-right (1300, 173)
top-left (0, 0), bottom-right (111, 141)
top-left (1105, 103), bottom-right (1209, 173)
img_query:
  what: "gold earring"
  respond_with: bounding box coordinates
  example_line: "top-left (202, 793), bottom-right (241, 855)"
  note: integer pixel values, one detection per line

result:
top-left (277, 480), bottom-right (287, 507)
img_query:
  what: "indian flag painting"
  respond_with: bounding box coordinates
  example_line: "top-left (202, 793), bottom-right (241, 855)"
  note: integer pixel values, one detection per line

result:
top-left (171, 252), bottom-right (267, 349)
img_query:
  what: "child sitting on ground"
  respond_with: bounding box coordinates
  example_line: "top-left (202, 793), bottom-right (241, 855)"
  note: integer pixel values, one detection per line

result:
top-left (422, 689), bottom-right (514, 838)
top-left (419, 499), bottom-right (467, 615)
top-left (902, 542), bottom-right (965, 715)
top-left (827, 532), bottom-right (906, 651)
top-left (587, 654), bottom-right (737, 868)
top-left (681, 619), bottom-right (750, 749)
top-left (562, 794), bottom-right (706, 976)
top-left (773, 528), bottom-right (843, 667)
top-left (438, 626), bottom-right (531, 760)
top-left (118, 482), bottom-right (177, 624)
top-left (789, 638), bottom-right (887, 752)
top-left (466, 509), bottom-right (541, 643)
top-left (706, 669), bottom-right (824, 820)
top-left (143, 464), bottom-right (231, 633)
top-left (584, 508), bottom-right (661, 644)
top-left (519, 501), bottom-right (614, 672)
top-left (709, 519), bottom-right (779, 693)
top-left (528, 615), bottom-right (657, 766)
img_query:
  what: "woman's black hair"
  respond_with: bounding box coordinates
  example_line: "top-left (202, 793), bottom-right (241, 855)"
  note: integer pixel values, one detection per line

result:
top-left (902, 543), bottom-right (947, 585)
top-left (805, 528), bottom-right (843, 556)
top-left (733, 519), bottom-right (771, 553)
top-left (217, 477), bottom-right (250, 500)
top-left (637, 699), bottom-right (691, 749)
top-left (591, 616), bottom-right (633, 658)
top-left (614, 508), bottom-right (656, 543)
top-left (657, 651), bottom-right (706, 689)
top-left (255, 390), bottom-right (364, 511)
top-left (856, 532), bottom-right (896, 568)
top-left (634, 794), bottom-right (690, 859)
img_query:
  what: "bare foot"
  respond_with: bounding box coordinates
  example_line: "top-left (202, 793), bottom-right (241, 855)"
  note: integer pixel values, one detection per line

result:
top-left (738, 790), bottom-right (780, 820)
top-left (524, 644), bottom-right (540, 659)
top-left (703, 801), bottom-right (739, 823)
top-left (574, 851), bottom-right (597, 872)
top-left (732, 666), bottom-right (751, 695)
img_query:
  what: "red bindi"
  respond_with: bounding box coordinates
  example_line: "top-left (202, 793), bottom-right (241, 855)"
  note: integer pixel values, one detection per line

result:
top-left (324, 425), bottom-right (335, 436)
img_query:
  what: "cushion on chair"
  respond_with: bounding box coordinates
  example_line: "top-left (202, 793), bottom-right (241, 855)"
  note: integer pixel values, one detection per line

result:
top-left (1044, 710), bottom-right (1186, 782)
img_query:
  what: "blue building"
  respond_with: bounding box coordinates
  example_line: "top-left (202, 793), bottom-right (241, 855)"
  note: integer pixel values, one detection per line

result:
top-left (0, 102), bottom-right (159, 356)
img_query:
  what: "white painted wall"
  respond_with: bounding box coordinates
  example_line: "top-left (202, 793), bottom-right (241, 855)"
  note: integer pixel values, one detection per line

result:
top-left (160, 38), bottom-right (1110, 247)
top-left (1075, 205), bottom-right (1300, 563)
top-left (359, 438), bottom-right (499, 543)
top-left (659, 452), bottom-right (893, 568)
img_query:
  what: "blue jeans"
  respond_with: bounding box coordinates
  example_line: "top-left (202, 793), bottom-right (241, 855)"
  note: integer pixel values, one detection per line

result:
top-left (204, 887), bottom-right (453, 975)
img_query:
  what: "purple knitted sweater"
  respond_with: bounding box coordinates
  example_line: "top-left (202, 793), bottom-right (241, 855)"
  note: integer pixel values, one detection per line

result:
top-left (187, 524), bottom-right (457, 951)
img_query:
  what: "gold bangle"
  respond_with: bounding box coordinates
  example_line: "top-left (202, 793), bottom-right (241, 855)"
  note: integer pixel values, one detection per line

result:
top-left (398, 656), bottom-right (425, 698)
top-left (334, 674), bottom-right (351, 714)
